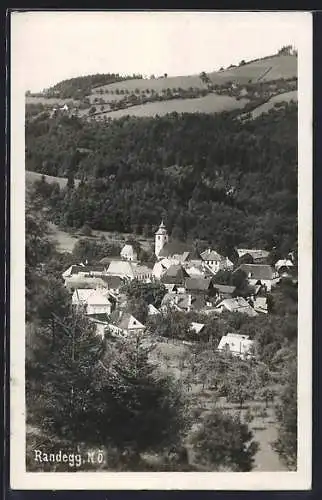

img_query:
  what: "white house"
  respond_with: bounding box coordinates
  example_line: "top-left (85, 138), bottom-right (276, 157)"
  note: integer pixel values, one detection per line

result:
top-left (72, 288), bottom-right (113, 315)
top-left (190, 322), bottom-right (205, 335)
top-left (108, 311), bottom-right (145, 337)
top-left (86, 289), bottom-right (113, 316)
top-left (120, 244), bottom-right (138, 262)
top-left (201, 249), bottom-right (233, 273)
top-left (217, 333), bottom-right (254, 359)
top-left (215, 297), bottom-right (258, 317)
top-left (237, 248), bottom-right (270, 262)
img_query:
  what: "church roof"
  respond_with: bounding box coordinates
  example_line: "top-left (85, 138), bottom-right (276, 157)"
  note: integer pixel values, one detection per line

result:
top-left (158, 241), bottom-right (201, 260)
top-left (155, 220), bottom-right (168, 235)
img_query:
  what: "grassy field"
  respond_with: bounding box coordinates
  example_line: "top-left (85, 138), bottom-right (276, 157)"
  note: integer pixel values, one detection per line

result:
top-left (91, 55), bottom-right (297, 97)
top-left (26, 170), bottom-right (81, 189)
top-left (91, 94), bottom-right (248, 120)
top-left (248, 90), bottom-right (298, 119)
top-left (26, 97), bottom-right (80, 106)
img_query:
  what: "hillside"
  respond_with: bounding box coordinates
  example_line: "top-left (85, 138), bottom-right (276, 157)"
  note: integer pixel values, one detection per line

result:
top-left (26, 53), bottom-right (297, 121)
top-left (26, 102), bottom-right (297, 255)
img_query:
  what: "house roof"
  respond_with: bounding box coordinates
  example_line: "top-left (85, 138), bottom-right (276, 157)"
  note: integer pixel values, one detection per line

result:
top-left (73, 289), bottom-right (95, 302)
top-left (201, 249), bottom-right (225, 261)
top-left (275, 259), bottom-right (294, 271)
top-left (158, 242), bottom-right (201, 260)
top-left (101, 275), bottom-right (124, 289)
top-left (106, 260), bottom-right (135, 278)
top-left (110, 311), bottom-right (145, 330)
top-left (148, 304), bottom-right (161, 315)
top-left (87, 313), bottom-right (110, 323)
top-left (190, 322), bottom-right (205, 334)
top-left (236, 248), bottom-right (270, 260)
top-left (212, 284), bottom-right (236, 295)
top-left (133, 265), bottom-right (152, 277)
top-left (217, 333), bottom-right (254, 355)
top-left (161, 264), bottom-right (189, 284)
top-left (185, 277), bottom-right (213, 291)
top-left (121, 244), bottom-right (138, 256)
top-left (216, 297), bottom-right (258, 317)
top-left (66, 277), bottom-right (108, 290)
top-left (237, 264), bottom-right (277, 280)
top-left (87, 290), bottom-right (112, 305)
top-left (67, 264), bottom-right (107, 276)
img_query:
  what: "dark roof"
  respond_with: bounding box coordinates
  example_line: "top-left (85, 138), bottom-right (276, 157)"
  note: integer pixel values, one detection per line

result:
top-left (161, 265), bottom-right (189, 285)
top-left (185, 277), bottom-right (213, 291)
top-left (237, 264), bottom-right (277, 280)
top-left (70, 264), bottom-right (106, 274)
top-left (101, 275), bottom-right (124, 289)
top-left (87, 313), bottom-right (110, 323)
top-left (158, 241), bottom-right (201, 259)
top-left (212, 284), bottom-right (236, 294)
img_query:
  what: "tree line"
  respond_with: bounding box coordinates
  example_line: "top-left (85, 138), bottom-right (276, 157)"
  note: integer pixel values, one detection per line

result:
top-left (26, 103), bottom-right (297, 256)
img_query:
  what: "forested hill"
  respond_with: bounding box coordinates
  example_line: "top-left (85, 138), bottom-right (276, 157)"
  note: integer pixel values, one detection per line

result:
top-left (26, 102), bottom-right (297, 255)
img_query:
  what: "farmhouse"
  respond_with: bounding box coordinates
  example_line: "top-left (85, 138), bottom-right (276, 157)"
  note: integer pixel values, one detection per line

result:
top-left (120, 243), bottom-right (138, 262)
top-left (236, 248), bottom-right (270, 263)
top-left (201, 249), bottom-right (233, 273)
top-left (72, 288), bottom-right (114, 316)
top-left (217, 333), bottom-right (254, 359)
top-left (161, 264), bottom-right (190, 286)
top-left (108, 311), bottom-right (146, 337)
top-left (185, 277), bottom-right (214, 295)
top-left (214, 297), bottom-right (258, 317)
top-left (236, 263), bottom-right (280, 291)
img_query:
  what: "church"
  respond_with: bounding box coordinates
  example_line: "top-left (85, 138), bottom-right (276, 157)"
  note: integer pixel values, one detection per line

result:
top-left (154, 220), bottom-right (202, 263)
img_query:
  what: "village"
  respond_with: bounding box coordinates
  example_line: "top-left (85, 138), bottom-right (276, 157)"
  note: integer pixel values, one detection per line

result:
top-left (61, 220), bottom-right (296, 359)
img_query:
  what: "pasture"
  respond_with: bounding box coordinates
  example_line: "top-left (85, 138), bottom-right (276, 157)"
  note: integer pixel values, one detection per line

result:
top-left (91, 94), bottom-right (248, 120)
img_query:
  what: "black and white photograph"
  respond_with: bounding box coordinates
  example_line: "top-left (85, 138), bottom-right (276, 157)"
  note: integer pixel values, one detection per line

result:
top-left (10, 10), bottom-right (312, 490)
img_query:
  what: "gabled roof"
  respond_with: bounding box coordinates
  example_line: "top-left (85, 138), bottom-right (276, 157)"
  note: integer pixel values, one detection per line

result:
top-left (212, 284), bottom-right (236, 295)
top-left (236, 249), bottom-right (270, 260)
top-left (217, 333), bottom-right (254, 356)
top-left (121, 244), bottom-right (138, 257)
top-left (110, 311), bottom-right (145, 330)
top-left (201, 249), bottom-right (225, 261)
top-left (190, 322), bottom-right (205, 334)
top-left (185, 277), bottom-right (213, 291)
top-left (148, 304), bottom-right (161, 315)
top-left (73, 289), bottom-right (95, 302)
top-left (237, 264), bottom-right (277, 280)
top-left (87, 290), bottom-right (112, 305)
top-left (216, 297), bottom-right (258, 317)
top-left (106, 260), bottom-right (135, 278)
top-left (158, 242), bottom-right (201, 260)
top-left (101, 275), bottom-right (124, 289)
top-left (275, 259), bottom-right (294, 271)
top-left (161, 264), bottom-right (189, 284)
top-left (70, 264), bottom-right (106, 274)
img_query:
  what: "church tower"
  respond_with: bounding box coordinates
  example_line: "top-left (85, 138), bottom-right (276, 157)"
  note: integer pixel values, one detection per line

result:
top-left (155, 220), bottom-right (168, 258)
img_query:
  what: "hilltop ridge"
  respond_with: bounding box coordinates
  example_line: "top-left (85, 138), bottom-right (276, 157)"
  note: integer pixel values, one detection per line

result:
top-left (26, 50), bottom-right (297, 122)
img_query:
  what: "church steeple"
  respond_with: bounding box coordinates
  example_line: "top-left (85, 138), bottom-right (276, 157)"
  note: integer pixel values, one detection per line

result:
top-left (155, 220), bottom-right (168, 257)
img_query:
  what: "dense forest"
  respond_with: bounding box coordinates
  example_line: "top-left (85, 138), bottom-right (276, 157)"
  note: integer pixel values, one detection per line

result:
top-left (26, 103), bottom-right (297, 255)
top-left (38, 73), bottom-right (143, 99)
